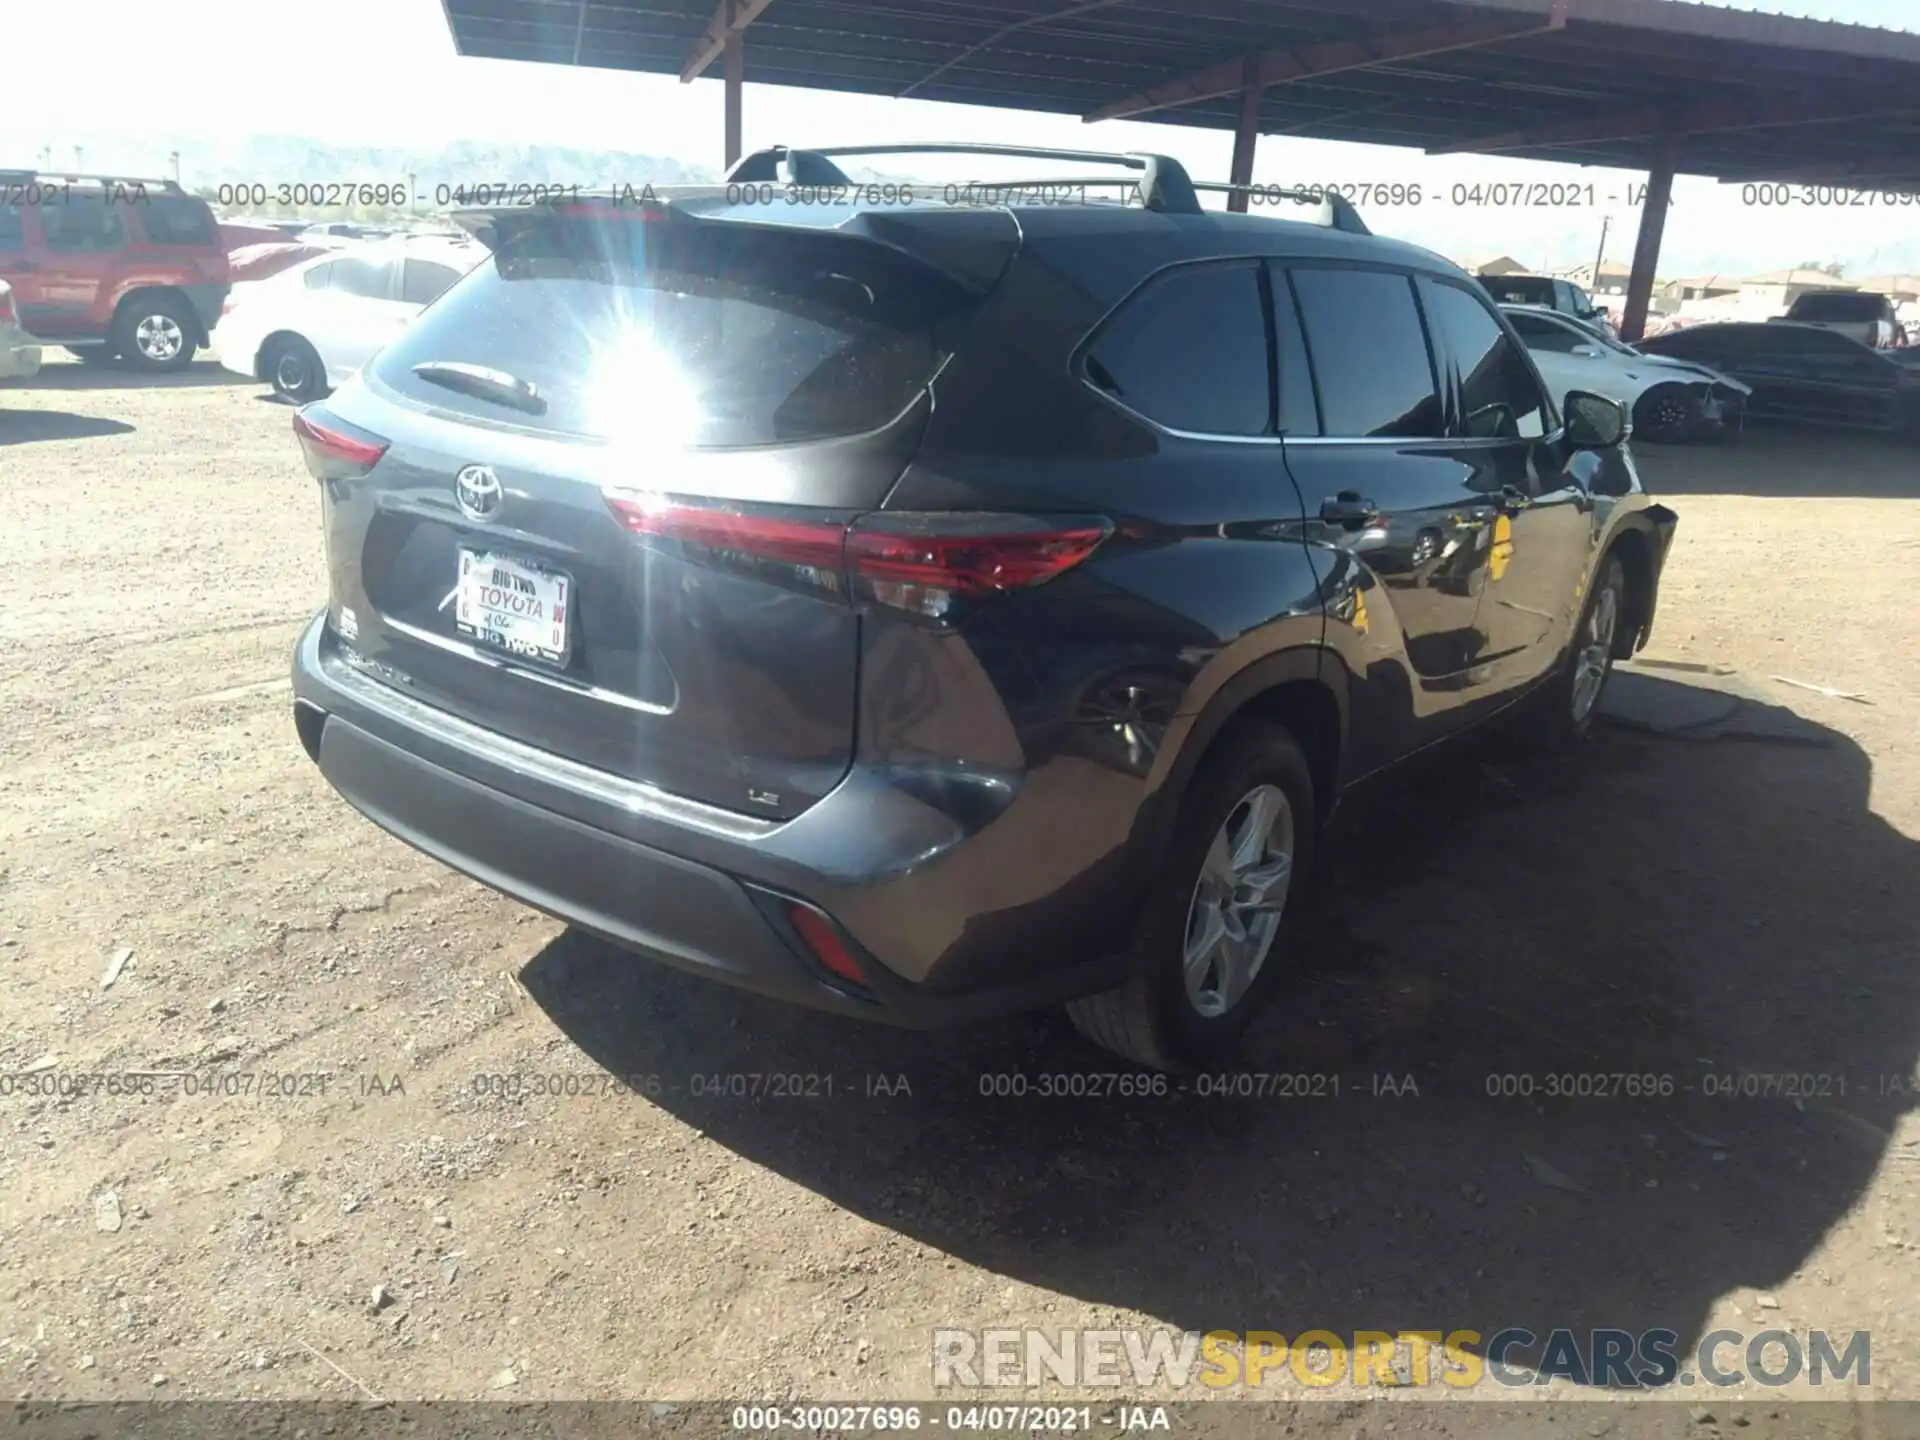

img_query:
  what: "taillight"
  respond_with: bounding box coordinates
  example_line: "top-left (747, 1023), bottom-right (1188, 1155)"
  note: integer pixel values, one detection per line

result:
top-left (846, 514), bottom-right (1110, 616)
top-left (602, 490), bottom-right (1110, 618)
top-left (292, 407), bottom-right (389, 481)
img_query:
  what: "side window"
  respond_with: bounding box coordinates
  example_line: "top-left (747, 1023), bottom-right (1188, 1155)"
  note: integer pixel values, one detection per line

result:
top-left (1289, 267), bottom-right (1443, 439)
top-left (401, 259), bottom-right (462, 307)
top-left (327, 257), bottom-right (394, 300)
top-left (1569, 285), bottom-right (1595, 314)
top-left (1083, 261), bottom-right (1271, 436)
top-left (1420, 279), bottom-right (1549, 439)
top-left (0, 204), bottom-right (24, 251)
top-left (304, 261), bottom-right (335, 290)
top-left (1507, 312), bottom-right (1587, 355)
top-left (39, 197), bottom-right (127, 253)
top-left (140, 195), bottom-right (217, 246)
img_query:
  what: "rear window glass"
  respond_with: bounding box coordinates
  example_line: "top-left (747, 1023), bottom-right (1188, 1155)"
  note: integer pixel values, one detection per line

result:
top-left (371, 215), bottom-right (977, 447)
top-left (1082, 262), bottom-right (1271, 436)
top-left (1481, 276), bottom-right (1556, 306)
top-left (1787, 292), bottom-right (1885, 321)
top-left (141, 195), bottom-right (217, 246)
top-left (38, 197), bottom-right (126, 253)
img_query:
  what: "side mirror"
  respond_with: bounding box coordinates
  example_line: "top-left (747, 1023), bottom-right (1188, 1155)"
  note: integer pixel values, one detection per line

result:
top-left (1564, 390), bottom-right (1628, 449)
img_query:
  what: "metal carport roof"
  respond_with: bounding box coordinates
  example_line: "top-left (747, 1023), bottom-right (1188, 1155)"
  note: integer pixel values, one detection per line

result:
top-left (437, 0), bottom-right (1920, 335)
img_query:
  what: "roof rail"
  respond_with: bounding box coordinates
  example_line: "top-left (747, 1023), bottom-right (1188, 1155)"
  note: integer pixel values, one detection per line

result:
top-left (0, 168), bottom-right (183, 192)
top-left (722, 145), bottom-right (1371, 233)
top-left (725, 143), bottom-right (1201, 214)
top-left (1189, 181), bottom-right (1370, 235)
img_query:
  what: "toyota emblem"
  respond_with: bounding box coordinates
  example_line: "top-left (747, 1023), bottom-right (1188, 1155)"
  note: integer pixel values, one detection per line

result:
top-left (454, 464), bottom-right (502, 522)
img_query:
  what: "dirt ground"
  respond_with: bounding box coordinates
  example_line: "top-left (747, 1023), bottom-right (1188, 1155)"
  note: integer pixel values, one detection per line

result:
top-left (3, 357), bottom-right (1919, 1429)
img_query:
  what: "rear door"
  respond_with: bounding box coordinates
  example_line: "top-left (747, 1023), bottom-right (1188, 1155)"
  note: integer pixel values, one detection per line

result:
top-left (1419, 277), bottom-right (1595, 689)
top-left (312, 208), bottom-right (991, 819)
top-left (1280, 263), bottom-right (1495, 743)
top-left (310, 253), bottom-right (407, 381)
top-left (28, 193), bottom-right (125, 337)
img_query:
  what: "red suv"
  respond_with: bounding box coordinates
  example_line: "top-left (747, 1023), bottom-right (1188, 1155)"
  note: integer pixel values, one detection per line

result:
top-left (0, 171), bottom-right (231, 372)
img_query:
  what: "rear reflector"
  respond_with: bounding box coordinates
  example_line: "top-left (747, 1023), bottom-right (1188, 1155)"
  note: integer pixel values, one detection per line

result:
top-left (786, 903), bottom-right (868, 988)
top-left (292, 408), bottom-right (389, 480)
top-left (603, 490), bottom-right (1109, 617)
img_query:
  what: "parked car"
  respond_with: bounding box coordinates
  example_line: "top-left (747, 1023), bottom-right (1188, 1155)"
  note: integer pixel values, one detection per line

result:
top-left (1501, 303), bottom-right (1749, 443)
top-left (213, 235), bottom-right (483, 401)
top-left (1477, 272), bottom-right (1614, 331)
top-left (0, 278), bottom-right (43, 382)
top-left (1638, 321), bottom-right (1920, 438)
top-left (226, 240), bottom-right (338, 285)
top-left (0, 172), bottom-right (231, 371)
top-left (286, 145), bottom-right (1677, 1071)
top-left (1774, 289), bottom-right (1905, 349)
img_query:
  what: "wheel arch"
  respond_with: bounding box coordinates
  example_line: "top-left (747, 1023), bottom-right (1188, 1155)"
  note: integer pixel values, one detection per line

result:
top-left (1133, 647), bottom-right (1349, 882)
top-left (1601, 504), bottom-right (1677, 658)
top-left (110, 285), bottom-right (207, 347)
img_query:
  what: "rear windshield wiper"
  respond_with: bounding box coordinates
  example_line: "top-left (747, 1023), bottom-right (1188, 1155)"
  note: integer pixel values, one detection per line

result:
top-left (410, 361), bottom-right (548, 417)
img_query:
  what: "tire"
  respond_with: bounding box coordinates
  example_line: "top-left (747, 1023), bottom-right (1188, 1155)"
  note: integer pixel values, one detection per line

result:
top-left (1066, 721), bottom-right (1317, 1071)
top-left (262, 335), bottom-right (327, 403)
top-left (111, 294), bottom-right (198, 373)
top-left (1540, 553), bottom-right (1626, 742)
top-left (1631, 384), bottom-right (1696, 445)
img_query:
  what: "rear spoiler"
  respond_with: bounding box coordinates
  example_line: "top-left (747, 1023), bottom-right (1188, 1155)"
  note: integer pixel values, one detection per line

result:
top-left (448, 189), bottom-right (1024, 294)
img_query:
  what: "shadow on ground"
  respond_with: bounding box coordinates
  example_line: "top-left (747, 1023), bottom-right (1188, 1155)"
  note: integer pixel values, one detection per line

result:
top-left (521, 676), bottom-right (1919, 1385)
top-left (1633, 426), bottom-right (1920, 499)
top-left (15, 359), bottom-right (250, 391)
top-left (0, 408), bottom-right (135, 445)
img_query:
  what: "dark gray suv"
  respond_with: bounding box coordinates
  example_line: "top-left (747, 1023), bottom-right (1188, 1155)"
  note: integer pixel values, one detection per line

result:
top-left (288, 145), bottom-right (1677, 1070)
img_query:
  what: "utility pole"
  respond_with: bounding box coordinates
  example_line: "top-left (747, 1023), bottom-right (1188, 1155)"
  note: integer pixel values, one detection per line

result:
top-left (169, 150), bottom-right (181, 184)
top-left (1590, 213), bottom-right (1610, 290)
top-left (73, 145), bottom-right (84, 172)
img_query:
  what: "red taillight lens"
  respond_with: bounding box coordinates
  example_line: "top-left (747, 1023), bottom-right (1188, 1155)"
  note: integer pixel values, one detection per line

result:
top-left (603, 491), bottom-right (1109, 618)
top-left (846, 518), bottom-right (1110, 599)
top-left (604, 493), bottom-right (846, 569)
top-left (786, 903), bottom-right (868, 989)
top-left (292, 408), bottom-right (389, 480)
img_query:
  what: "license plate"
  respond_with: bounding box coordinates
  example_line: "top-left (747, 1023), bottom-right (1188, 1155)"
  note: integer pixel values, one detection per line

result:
top-left (455, 548), bottom-right (572, 665)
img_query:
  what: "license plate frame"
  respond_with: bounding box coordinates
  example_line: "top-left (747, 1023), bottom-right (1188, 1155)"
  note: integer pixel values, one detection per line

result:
top-left (454, 547), bottom-right (574, 668)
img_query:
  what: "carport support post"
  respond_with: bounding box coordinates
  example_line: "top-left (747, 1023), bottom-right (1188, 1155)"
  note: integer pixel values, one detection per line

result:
top-left (1621, 127), bottom-right (1682, 343)
top-left (723, 3), bottom-right (744, 168)
top-left (1227, 59), bottom-right (1260, 214)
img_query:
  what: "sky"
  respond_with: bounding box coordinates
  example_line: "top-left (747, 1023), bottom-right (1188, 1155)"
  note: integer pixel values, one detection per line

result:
top-left (7, 0), bottom-right (1920, 278)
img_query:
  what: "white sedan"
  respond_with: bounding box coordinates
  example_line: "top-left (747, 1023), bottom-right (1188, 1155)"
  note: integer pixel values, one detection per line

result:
top-left (1501, 303), bottom-right (1751, 444)
top-left (0, 279), bottom-right (42, 382)
top-left (212, 236), bottom-right (485, 402)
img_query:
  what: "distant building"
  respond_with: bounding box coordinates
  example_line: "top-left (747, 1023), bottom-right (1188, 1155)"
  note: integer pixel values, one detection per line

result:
top-left (1451, 252), bottom-right (1533, 276)
top-left (1554, 260), bottom-right (1634, 297)
top-left (1738, 267), bottom-right (1856, 311)
top-left (1661, 274), bottom-right (1740, 301)
top-left (1853, 274), bottom-right (1920, 302)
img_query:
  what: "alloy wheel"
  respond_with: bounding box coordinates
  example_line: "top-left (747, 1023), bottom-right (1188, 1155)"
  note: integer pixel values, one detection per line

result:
top-left (134, 314), bottom-right (185, 363)
top-left (1182, 783), bottom-right (1294, 1018)
top-left (1570, 580), bottom-right (1620, 723)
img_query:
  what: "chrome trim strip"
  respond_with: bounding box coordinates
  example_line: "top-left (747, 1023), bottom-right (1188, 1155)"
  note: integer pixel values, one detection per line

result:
top-left (323, 642), bottom-right (779, 842)
top-left (384, 617), bottom-right (675, 716)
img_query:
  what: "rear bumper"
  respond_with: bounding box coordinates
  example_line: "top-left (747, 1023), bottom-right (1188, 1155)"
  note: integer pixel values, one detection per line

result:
top-left (290, 613), bottom-right (1129, 1026)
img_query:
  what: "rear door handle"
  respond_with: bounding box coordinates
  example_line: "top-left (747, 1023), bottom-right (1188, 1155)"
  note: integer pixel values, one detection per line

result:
top-left (1319, 493), bottom-right (1380, 527)
top-left (1495, 484), bottom-right (1532, 512)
